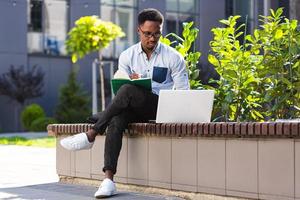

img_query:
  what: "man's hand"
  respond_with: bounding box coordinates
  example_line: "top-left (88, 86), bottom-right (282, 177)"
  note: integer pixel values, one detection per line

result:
top-left (129, 73), bottom-right (140, 79)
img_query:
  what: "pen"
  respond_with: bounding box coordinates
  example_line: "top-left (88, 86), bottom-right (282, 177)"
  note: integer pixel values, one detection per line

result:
top-left (130, 68), bottom-right (136, 74)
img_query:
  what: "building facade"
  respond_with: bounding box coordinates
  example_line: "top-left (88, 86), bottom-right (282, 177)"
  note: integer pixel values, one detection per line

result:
top-left (0, 0), bottom-right (292, 131)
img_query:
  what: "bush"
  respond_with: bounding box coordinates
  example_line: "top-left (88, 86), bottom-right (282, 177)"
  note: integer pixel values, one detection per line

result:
top-left (30, 117), bottom-right (57, 132)
top-left (207, 8), bottom-right (300, 121)
top-left (55, 67), bottom-right (91, 123)
top-left (21, 104), bottom-right (45, 130)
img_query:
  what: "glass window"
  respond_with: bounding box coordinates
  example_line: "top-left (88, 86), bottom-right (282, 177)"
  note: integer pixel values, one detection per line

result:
top-left (166, 12), bottom-right (178, 34)
top-left (43, 0), bottom-right (68, 55)
top-left (27, 0), bottom-right (69, 56)
top-left (101, 0), bottom-right (114, 5)
top-left (228, 0), bottom-right (255, 33)
top-left (166, 0), bottom-right (198, 34)
top-left (100, 0), bottom-right (137, 58)
top-left (166, 0), bottom-right (178, 12)
top-left (115, 0), bottom-right (136, 7)
top-left (28, 0), bottom-right (43, 32)
top-left (179, 0), bottom-right (195, 13)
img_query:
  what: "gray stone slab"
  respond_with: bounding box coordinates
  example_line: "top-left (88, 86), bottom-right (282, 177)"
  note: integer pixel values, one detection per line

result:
top-left (0, 144), bottom-right (183, 200)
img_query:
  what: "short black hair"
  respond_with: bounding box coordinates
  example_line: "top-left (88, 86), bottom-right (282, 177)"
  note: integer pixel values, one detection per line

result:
top-left (137, 8), bottom-right (164, 26)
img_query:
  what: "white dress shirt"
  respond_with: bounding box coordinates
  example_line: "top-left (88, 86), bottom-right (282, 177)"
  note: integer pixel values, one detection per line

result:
top-left (118, 42), bottom-right (190, 95)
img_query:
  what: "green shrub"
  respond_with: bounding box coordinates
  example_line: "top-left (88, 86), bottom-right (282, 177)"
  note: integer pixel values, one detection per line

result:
top-left (55, 67), bottom-right (91, 123)
top-left (21, 104), bottom-right (45, 130)
top-left (207, 8), bottom-right (300, 121)
top-left (30, 117), bottom-right (57, 132)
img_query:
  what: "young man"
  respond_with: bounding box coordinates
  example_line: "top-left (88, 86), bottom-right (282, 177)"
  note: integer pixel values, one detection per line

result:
top-left (60, 8), bottom-right (189, 198)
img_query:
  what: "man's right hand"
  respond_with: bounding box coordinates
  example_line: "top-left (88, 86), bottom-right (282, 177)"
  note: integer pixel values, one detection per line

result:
top-left (129, 73), bottom-right (140, 79)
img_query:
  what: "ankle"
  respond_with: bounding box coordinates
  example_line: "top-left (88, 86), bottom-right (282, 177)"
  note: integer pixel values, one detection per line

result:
top-left (85, 131), bottom-right (96, 142)
top-left (105, 170), bottom-right (114, 181)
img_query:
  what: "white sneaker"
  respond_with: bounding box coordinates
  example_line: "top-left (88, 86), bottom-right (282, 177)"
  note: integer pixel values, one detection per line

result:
top-left (60, 133), bottom-right (94, 151)
top-left (94, 178), bottom-right (117, 198)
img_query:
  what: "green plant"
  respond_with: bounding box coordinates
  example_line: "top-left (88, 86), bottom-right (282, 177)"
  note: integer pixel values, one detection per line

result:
top-left (253, 8), bottom-right (300, 119)
top-left (160, 22), bottom-right (202, 89)
top-left (208, 15), bottom-right (263, 122)
top-left (30, 117), bottom-right (57, 132)
top-left (65, 15), bottom-right (125, 110)
top-left (207, 8), bottom-right (300, 122)
top-left (21, 104), bottom-right (46, 130)
top-left (55, 67), bottom-right (91, 123)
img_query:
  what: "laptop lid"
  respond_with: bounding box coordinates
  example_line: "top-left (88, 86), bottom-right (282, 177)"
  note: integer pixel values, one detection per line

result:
top-left (155, 90), bottom-right (214, 123)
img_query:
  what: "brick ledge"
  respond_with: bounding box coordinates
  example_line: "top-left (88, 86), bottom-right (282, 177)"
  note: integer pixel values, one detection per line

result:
top-left (47, 122), bottom-right (300, 138)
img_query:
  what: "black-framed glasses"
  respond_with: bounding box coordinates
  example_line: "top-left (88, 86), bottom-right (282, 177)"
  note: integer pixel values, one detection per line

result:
top-left (139, 28), bottom-right (161, 38)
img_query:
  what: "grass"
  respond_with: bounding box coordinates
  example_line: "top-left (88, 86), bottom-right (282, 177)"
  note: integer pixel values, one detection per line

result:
top-left (0, 136), bottom-right (56, 148)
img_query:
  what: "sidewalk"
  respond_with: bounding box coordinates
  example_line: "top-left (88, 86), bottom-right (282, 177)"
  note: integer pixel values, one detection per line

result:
top-left (0, 144), bottom-right (183, 200)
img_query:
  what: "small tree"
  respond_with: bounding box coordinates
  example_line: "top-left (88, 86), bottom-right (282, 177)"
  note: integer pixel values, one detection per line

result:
top-left (55, 67), bottom-right (91, 123)
top-left (65, 16), bottom-right (125, 111)
top-left (0, 65), bottom-right (44, 105)
top-left (0, 65), bottom-right (44, 130)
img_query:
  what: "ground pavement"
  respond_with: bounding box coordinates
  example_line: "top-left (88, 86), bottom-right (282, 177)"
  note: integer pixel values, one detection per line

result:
top-left (0, 132), bottom-right (245, 200)
top-left (0, 132), bottom-right (183, 200)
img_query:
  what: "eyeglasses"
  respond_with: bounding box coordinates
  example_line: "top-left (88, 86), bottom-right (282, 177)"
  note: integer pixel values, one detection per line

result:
top-left (139, 28), bottom-right (162, 38)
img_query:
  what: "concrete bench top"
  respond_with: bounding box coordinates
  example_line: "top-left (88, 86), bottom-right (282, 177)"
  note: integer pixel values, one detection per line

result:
top-left (47, 122), bottom-right (300, 138)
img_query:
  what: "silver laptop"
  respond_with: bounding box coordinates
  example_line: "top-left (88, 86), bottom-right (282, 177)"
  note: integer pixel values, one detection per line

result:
top-left (155, 90), bottom-right (214, 123)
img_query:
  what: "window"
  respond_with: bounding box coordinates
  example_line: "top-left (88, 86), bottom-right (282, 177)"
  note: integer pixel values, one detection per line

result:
top-left (28, 0), bottom-right (42, 32)
top-left (100, 0), bottom-right (137, 58)
top-left (226, 0), bottom-right (263, 34)
top-left (166, 0), bottom-right (199, 36)
top-left (27, 0), bottom-right (69, 56)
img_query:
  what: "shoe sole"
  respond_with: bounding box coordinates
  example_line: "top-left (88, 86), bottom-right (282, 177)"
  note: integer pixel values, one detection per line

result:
top-left (95, 192), bottom-right (116, 199)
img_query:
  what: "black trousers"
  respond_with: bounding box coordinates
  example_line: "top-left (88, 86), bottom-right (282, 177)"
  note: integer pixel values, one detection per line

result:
top-left (88, 84), bottom-right (158, 174)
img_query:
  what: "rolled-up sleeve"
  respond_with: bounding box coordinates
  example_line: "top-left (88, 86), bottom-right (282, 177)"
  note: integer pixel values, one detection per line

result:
top-left (171, 56), bottom-right (190, 90)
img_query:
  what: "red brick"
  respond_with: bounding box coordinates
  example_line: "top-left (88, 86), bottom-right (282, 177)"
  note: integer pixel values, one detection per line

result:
top-left (187, 124), bottom-right (192, 136)
top-left (161, 124), bottom-right (166, 136)
top-left (175, 124), bottom-right (182, 137)
top-left (254, 123), bottom-right (261, 136)
top-left (261, 123), bottom-right (268, 136)
top-left (283, 123), bottom-right (291, 136)
top-left (241, 123), bottom-right (247, 135)
top-left (196, 123), bottom-right (203, 136)
top-left (247, 123), bottom-right (254, 136)
top-left (143, 123), bottom-right (148, 135)
top-left (171, 124), bottom-right (176, 136)
top-left (192, 123), bottom-right (198, 136)
top-left (228, 123), bottom-right (234, 135)
top-left (268, 123), bottom-right (276, 135)
top-left (155, 124), bottom-right (161, 136)
top-left (165, 124), bottom-right (171, 136)
top-left (209, 123), bottom-right (216, 136)
top-left (234, 123), bottom-right (241, 135)
top-left (221, 123), bottom-right (228, 135)
top-left (276, 122), bottom-right (283, 136)
top-left (216, 123), bottom-right (222, 135)
top-left (204, 123), bottom-right (209, 135)
top-left (291, 123), bottom-right (298, 136)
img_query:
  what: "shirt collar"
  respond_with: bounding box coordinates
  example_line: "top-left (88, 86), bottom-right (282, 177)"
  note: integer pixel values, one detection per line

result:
top-left (138, 42), bottom-right (161, 55)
